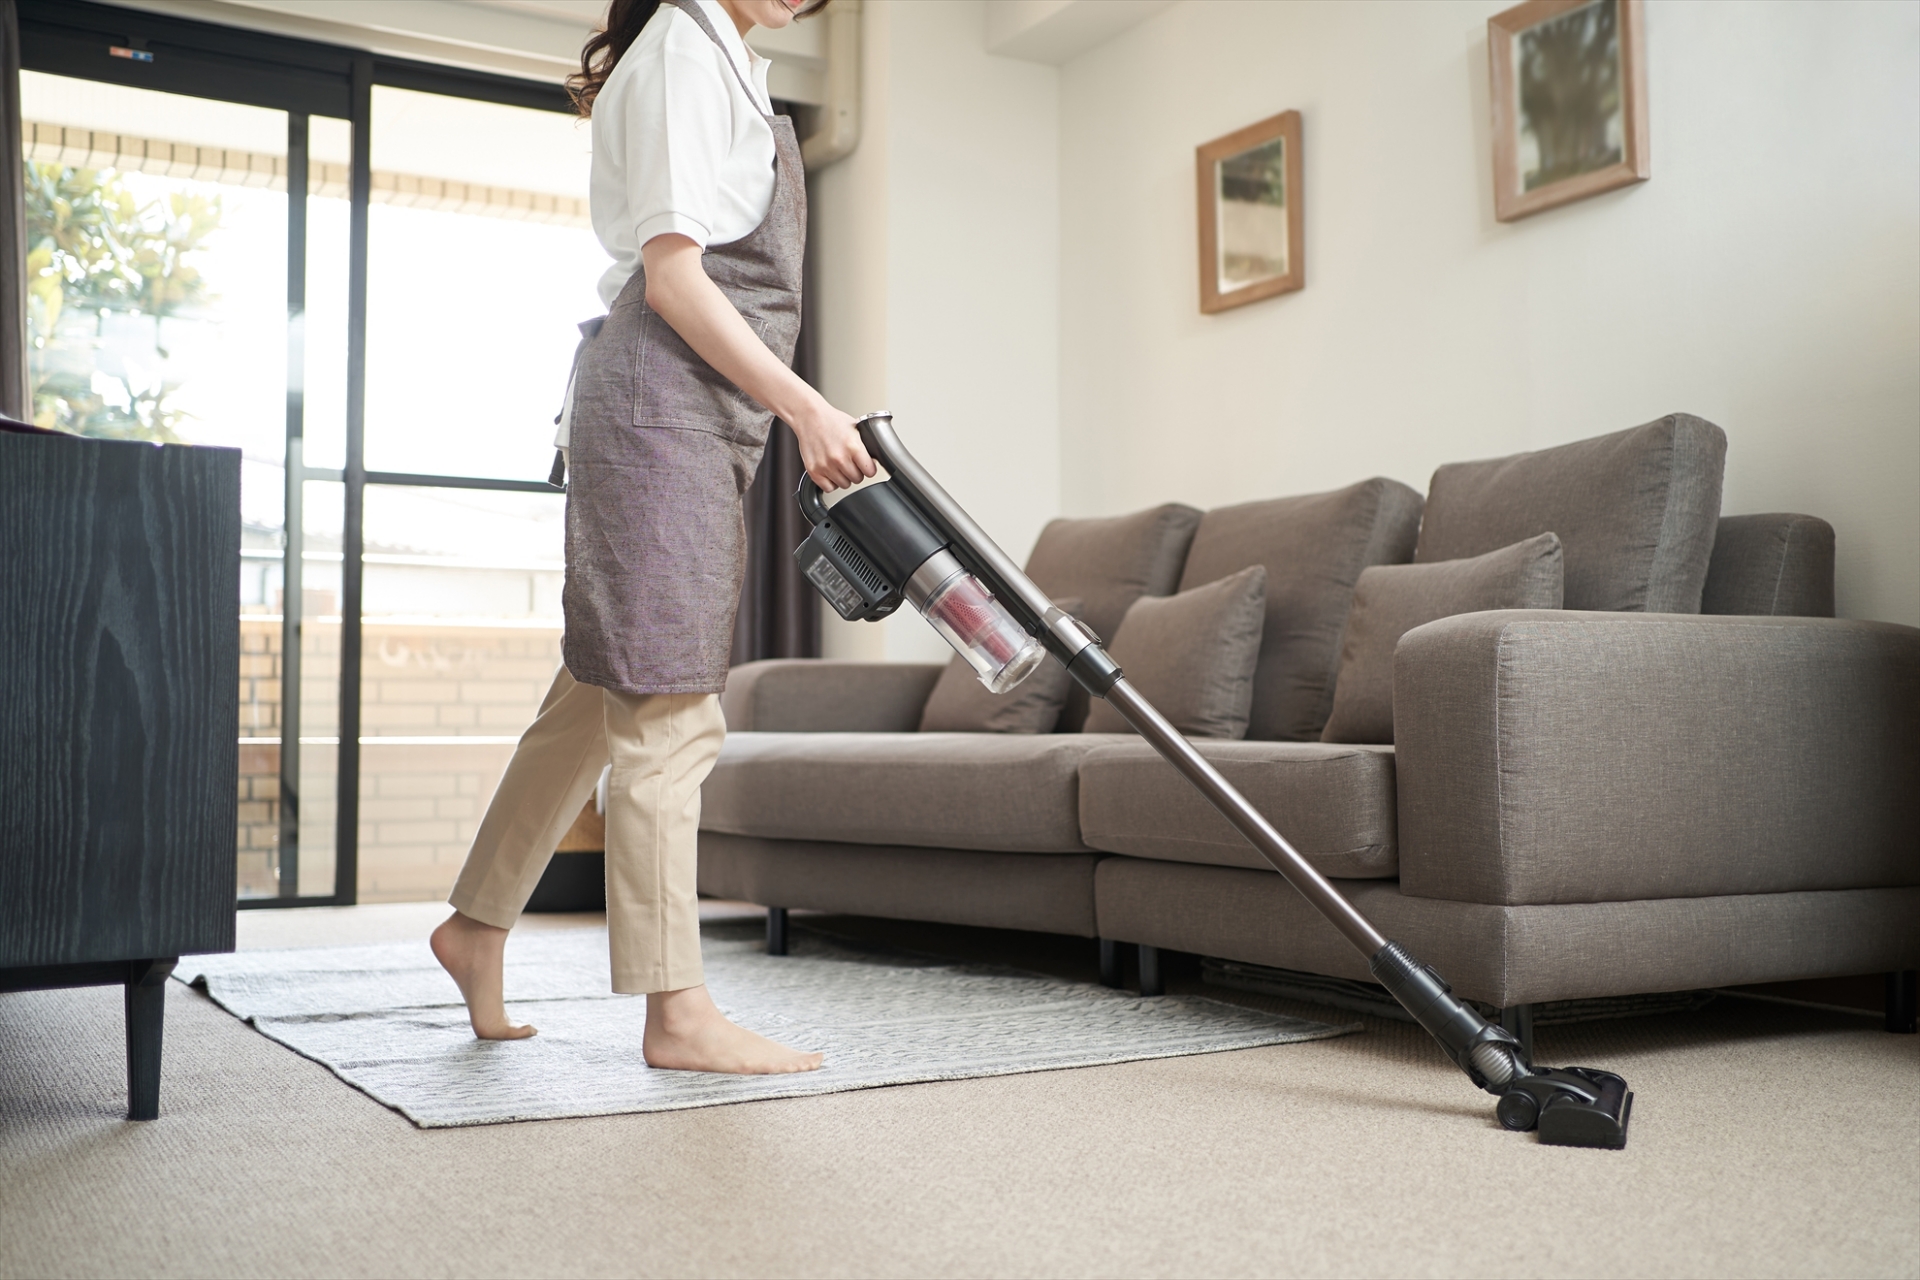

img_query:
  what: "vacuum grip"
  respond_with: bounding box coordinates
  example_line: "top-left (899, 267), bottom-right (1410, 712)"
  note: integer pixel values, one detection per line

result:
top-left (1370, 940), bottom-right (1522, 1088)
top-left (797, 473), bottom-right (831, 526)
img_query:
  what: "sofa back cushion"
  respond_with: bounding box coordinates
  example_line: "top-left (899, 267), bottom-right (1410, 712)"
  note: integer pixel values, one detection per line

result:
top-left (1320, 533), bottom-right (1564, 745)
top-left (1024, 502), bottom-right (1203, 730)
top-left (1701, 513), bottom-right (1836, 617)
top-left (1179, 477), bottom-right (1424, 741)
top-left (1082, 567), bottom-right (1267, 739)
top-left (1415, 414), bottom-right (1726, 613)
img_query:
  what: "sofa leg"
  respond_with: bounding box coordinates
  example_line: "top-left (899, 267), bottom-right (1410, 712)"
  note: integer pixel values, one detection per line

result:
top-left (1097, 939), bottom-right (1122, 989)
top-left (1137, 944), bottom-right (1163, 998)
top-left (125, 958), bottom-right (175, 1122)
top-left (1887, 971), bottom-right (1917, 1034)
top-left (1499, 1003), bottom-right (1535, 1063)
top-left (765, 907), bottom-right (789, 957)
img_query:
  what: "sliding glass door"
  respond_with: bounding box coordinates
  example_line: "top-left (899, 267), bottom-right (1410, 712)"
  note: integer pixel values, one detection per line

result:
top-left (19, 0), bottom-right (586, 907)
top-left (352, 87), bottom-right (594, 901)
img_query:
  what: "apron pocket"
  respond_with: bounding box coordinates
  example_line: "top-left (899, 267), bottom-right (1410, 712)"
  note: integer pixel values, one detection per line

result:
top-left (632, 307), bottom-right (771, 440)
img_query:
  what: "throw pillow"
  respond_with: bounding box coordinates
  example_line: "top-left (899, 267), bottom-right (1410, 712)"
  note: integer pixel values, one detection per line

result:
top-left (1082, 567), bottom-right (1267, 739)
top-left (1024, 504), bottom-right (1202, 731)
top-left (1320, 532), bottom-right (1564, 744)
top-left (1177, 478), bottom-right (1424, 742)
top-left (918, 597), bottom-right (1082, 733)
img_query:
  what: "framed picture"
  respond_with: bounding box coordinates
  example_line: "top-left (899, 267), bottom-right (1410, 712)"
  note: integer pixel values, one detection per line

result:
top-left (1197, 110), bottom-right (1303, 314)
top-left (1489, 0), bottom-right (1648, 222)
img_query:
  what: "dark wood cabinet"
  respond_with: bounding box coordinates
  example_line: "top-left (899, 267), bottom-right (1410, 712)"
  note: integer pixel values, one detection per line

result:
top-left (1, 427), bottom-right (240, 1119)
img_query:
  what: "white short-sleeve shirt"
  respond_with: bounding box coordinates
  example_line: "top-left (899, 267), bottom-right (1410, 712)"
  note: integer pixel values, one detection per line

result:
top-left (589, 0), bottom-right (778, 309)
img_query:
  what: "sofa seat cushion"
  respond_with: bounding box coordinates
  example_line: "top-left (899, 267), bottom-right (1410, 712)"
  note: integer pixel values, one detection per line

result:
top-left (703, 731), bottom-right (1134, 853)
top-left (1077, 739), bottom-right (1398, 878)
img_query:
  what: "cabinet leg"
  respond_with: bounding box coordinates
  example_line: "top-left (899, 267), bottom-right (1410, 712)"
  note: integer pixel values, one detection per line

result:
top-left (1097, 939), bottom-right (1122, 988)
top-left (125, 959), bottom-right (176, 1121)
top-left (765, 907), bottom-right (789, 957)
top-left (1887, 971), bottom-right (1917, 1034)
top-left (1499, 1003), bottom-right (1536, 1063)
top-left (1138, 944), bottom-right (1163, 998)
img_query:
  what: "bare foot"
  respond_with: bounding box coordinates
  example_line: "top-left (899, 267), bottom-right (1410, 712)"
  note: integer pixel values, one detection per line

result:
top-left (643, 985), bottom-right (823, 1074)
top-left (430, 911), bottom-right (536, 1040)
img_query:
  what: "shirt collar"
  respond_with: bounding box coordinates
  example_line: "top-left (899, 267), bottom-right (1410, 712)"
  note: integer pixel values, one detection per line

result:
top-left (691, 0), bottom-right (774, 100)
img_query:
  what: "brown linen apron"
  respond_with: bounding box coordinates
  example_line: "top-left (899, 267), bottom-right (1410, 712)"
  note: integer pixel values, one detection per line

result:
top-left (562, 0), bottom-right (805, 695)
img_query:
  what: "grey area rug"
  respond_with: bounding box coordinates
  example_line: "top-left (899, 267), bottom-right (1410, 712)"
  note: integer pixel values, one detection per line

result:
top-left (175, 923), bottom-right (1353, 1128)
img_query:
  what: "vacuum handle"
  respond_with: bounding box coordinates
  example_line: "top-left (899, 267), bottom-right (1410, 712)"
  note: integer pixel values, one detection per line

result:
top-left (850, 415), bottom-right (1042, 613)
top-left (796, 472), bottom-right (833, 526)
top-left (851, 413), bottom-right (1102, 665)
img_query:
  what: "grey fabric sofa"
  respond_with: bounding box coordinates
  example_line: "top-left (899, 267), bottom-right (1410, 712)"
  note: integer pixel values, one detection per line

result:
top-left (699, 417), bottom-right (1920, 1018)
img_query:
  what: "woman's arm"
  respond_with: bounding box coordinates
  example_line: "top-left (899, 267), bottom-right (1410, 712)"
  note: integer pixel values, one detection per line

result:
top-left (642, 233), bottom-right (875, 489)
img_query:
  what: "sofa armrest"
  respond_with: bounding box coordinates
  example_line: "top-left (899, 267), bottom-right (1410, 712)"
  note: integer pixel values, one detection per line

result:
top-left (720, 659), bottom-right (945, 732)
top-left (1394, 610), bottom-right (1920, 905)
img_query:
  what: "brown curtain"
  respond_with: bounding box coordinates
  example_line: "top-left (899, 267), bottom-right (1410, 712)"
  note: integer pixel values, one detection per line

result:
top-left (730, 151), bottom-right (819, 665)
top-left (0, 0), bottom-right (27, 420)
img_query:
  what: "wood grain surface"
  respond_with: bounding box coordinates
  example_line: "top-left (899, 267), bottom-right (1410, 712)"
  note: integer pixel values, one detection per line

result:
top-left (0, 433), bottom-right (241, 967)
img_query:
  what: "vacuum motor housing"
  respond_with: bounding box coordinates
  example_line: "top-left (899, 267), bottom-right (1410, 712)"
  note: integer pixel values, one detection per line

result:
top-left (794, 481), bottom-right (945, 622)
top-left (794, 475), bottom-right (1048, 695)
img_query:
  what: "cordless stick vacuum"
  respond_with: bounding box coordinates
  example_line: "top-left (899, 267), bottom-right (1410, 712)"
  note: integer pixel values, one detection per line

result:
top-left (794, 413), bottom-right (1633, 1149)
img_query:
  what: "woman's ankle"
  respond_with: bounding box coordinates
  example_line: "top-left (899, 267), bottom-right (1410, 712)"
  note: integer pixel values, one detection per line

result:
top-left (440, 909), bottom-right (508, 939)
top-left (644, 984), bottom-right (716, 1030)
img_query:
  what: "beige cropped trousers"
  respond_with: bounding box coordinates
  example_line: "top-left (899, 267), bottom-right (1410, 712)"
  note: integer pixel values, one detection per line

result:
top-left (448, 665), bottom-right (724, 995)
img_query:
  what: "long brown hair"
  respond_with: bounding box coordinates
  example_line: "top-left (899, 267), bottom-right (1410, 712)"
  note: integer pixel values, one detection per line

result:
top-left (569, 0), bottom-right (832, 117)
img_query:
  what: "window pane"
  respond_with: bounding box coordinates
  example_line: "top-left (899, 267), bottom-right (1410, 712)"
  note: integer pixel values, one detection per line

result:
top-left (291, 480), bottom-right (345, 898)
top-left (237, 479), bottom-right (343, 900)
top-left (364, 86), bottom-right (601, 483)
top-left (301, 115), bottom-right (354, 472)
top-left (21, 70), bottom-right (288, 525)
top-left (357, 485), bottom-right (564, 902)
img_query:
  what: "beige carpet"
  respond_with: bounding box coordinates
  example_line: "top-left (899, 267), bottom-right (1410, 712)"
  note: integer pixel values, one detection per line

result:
top-left (2, 902), bottom-right (1916, 1279)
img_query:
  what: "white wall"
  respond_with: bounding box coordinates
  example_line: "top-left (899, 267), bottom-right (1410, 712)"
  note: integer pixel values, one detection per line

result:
top-left (810, 0), bottom-right (1062, 659)
top-left (1056, 0), bottom-right (1920, 625)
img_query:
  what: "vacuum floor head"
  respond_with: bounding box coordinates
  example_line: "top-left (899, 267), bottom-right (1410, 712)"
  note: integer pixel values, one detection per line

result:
top-left (1501, 1067), bottom-right (1634, 1149)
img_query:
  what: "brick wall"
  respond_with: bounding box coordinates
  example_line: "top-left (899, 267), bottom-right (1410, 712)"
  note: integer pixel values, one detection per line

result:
top-left (237, 617), bottom-right (569, 902)
top-left (361, 623), bottom-right (560, 736)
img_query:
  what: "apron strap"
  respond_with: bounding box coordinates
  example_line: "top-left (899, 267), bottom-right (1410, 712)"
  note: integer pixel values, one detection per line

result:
top-left (661, 0), bottom-right (772, 118)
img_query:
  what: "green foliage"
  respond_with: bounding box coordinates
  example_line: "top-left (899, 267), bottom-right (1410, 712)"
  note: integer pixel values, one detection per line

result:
top-left (1219, 138), bottom-right (1286, 209)
top-left (1516, 0), bottom-right (1622, 191)
top-left (23, 161), bottom-right (223, 441)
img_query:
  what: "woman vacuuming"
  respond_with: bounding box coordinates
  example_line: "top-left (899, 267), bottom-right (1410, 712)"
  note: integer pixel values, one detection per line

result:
top-left (431, 0), bottom-right (872, 1074)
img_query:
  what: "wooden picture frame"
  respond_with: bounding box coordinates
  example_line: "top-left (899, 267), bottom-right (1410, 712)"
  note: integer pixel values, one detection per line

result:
top-left (1197, 110), bottom-right (1304, 314)
top-left (1489, 0), bottom-right (1648, 222)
